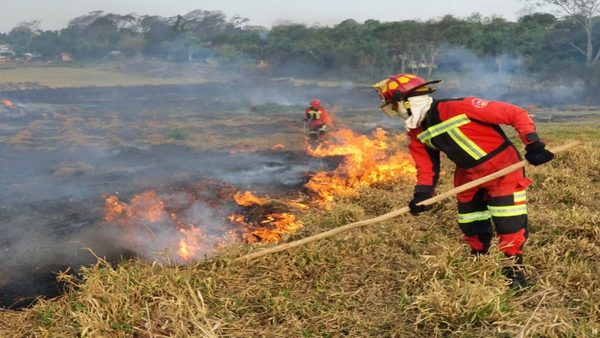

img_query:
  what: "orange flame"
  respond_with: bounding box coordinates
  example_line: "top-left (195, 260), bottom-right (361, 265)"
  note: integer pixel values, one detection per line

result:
top-left (271, 143), bottom-right (286, 150)
top-left (305, 128), bottom-right (416, 203)
top-left (234, 191), bottom-right (269, 206)
top-left (230, 193), bottom-right (304, 243)
top-left (105, 191), bottom-right (206, 261)
top-left (105, 194), bottom-right (133, 222)
top-left (103, 128), bottom-right (414, 261)
top-left (104, 188), bottom-right (304, 260)
top-left (284, 199), bottom-right (310, 210)
top-left (177, 227), bottom-right (203, 260)
top-left (235, 212), bottom-right (303, 243)
top-left (2, 99), bottom-right (16, 109)
top-left (130, 191), bottom-right (164, 222)
top-left (105, 191), bottom-right (165, 223)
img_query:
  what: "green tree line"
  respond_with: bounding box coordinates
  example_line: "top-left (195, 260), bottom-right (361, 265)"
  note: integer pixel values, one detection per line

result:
top-left (1, 8), bottom-right (599, 95)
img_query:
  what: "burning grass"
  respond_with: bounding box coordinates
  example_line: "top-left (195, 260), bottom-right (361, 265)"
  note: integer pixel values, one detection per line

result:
top-left (1, 122), bottom-right (599, 337)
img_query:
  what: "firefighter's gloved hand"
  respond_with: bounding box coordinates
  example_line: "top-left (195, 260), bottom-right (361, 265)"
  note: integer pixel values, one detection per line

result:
top-left (525, 141), bottom-right (554, 166)
top-left (408, 192), bottom-right (433, 215)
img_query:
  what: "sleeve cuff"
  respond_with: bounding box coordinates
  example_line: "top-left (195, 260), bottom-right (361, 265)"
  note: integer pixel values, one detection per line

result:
top-left (524, 132), bottom-right (540, 144)
top-left (414, 185), bottom-right (435, 195)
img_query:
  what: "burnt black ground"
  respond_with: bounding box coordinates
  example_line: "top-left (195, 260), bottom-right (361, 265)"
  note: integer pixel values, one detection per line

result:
top-left (1, 78), bottom-right (596, 308)
top-left (0, 82), bottom-right (355, 308)
top-left (0, 144), bottom-right (340, 307)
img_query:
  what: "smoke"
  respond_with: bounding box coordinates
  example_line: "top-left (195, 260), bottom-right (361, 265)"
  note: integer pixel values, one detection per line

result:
top-left (0, 147), bottom-right (317, 306)
top-left (434, 47), bottom-right (585, 106)
top-left (0, 43), bottom-right (593, 307)
top-left (0, 87), bottom-right (336, 307)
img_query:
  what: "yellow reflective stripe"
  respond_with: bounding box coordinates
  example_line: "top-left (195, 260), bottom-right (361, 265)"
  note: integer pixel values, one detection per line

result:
top-left (309, 110), bottom-right (321, 119)
top-left (458, 210), bottom-right (491, 224)
top-left (424, 139), bottom-right (437, 150)
top-left (488, 204), bottom-right (528, 217)
top-left (417, 114), bottom-right (470, 143)
top-left (448, 129), bottom-right (487, 160)
top-left (514, 191), bottom-right (526, 203)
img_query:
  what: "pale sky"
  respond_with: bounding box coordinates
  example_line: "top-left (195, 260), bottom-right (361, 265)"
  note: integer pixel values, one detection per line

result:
top-left (0, 0), bottom-right (543, 33)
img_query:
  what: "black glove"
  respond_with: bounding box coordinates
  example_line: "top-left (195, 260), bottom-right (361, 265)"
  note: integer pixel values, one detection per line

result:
top-left (525, 141), bottom-right (554, 166)
top-left (408, 191), bottom-right (433, 215)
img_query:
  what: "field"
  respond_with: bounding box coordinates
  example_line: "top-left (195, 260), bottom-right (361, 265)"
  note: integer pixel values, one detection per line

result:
top-left (0, 65), bottom-right (599, 337)
top-left (0, 61), bottom-right (229, 90)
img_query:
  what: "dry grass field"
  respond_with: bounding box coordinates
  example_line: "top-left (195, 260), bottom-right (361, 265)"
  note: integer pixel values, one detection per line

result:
top-left (0, 118), bottom-right (598, 337)
top-left (0, 62), bottom-right (227, 90)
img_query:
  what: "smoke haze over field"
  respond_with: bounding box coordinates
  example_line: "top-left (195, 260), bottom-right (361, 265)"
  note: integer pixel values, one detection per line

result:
top-left (0, 41), bottom-right (594, 307)
top-left (0, 77), bottom-right (362, 307)
top-left (433, 48), bottom-right (586, 106)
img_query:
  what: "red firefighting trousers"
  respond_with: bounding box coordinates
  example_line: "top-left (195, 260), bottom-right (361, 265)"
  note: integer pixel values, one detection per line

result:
top-left (454, 146), bottom-right (531, 256)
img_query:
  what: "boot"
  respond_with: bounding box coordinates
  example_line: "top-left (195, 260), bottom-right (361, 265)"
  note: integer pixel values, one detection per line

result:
top-left (502, 266), bottom-right (528, 290)
top-left (502, 255), bottom-right (528, 290)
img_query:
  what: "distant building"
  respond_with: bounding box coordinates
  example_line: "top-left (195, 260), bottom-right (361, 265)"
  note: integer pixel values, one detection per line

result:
top-left (106, 50), bottom-right (125, 60)
top-left (60, 52), bottom-right (72, 62)
top-left (23, 53), bottom-right (44, 62)
top-left (0, 44), bottom-right (15, 63)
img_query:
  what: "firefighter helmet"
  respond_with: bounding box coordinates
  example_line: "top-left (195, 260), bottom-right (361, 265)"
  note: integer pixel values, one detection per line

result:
top-left (310, 99), bottom-right (320, 107)
top-left (372, 73), bottom-right (441, 103)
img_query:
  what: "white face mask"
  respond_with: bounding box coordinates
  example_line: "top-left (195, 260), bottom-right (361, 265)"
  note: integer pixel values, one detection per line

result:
top-left (404, 95), bottom-right (433, 131)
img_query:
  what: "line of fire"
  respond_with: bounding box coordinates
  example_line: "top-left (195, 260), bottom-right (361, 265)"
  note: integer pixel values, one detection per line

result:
top-left (103, 128), bottom-right (417, 262)
top-left (0, 86), bottom-right (418, 308)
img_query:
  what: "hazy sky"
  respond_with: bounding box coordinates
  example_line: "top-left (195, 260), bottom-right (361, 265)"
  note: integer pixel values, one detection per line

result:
top-left (0, 0), bottom-right (543, 33)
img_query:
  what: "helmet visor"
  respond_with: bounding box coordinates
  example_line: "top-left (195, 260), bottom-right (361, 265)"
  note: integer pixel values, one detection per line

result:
top-left (380, 102), bottom-right (397, 118)
top-left (380, 101), bottom-right (410, 119)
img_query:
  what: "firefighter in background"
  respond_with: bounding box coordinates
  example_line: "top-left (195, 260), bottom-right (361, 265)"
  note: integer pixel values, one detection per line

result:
top-left (372, 73), bottom-right (554, 289)
top-left (304, 99), bottom-right (332, 140)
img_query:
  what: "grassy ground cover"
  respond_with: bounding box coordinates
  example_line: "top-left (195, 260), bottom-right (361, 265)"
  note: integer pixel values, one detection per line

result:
top-left (0, 121), bottom-right (598, 337)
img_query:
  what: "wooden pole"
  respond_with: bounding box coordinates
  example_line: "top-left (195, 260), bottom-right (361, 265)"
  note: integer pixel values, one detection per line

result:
top-left (236, 141), bottom-right (582, 262)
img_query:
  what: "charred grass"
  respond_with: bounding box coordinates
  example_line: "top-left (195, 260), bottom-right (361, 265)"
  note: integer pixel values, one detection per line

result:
top-left (1, 122), bottom-right (599, 337)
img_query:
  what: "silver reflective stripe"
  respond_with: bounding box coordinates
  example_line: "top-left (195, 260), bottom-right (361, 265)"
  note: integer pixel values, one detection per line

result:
top-left (448, 129), bottom-right (487, 160)
top-left (488, 204), bottom-right (528, 217)
top-left (458, 210), bottom-right (491, 224)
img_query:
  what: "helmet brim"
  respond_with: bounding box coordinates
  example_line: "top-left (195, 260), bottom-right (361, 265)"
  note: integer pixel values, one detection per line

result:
top-left (400, 79), bottom-right (442, 99)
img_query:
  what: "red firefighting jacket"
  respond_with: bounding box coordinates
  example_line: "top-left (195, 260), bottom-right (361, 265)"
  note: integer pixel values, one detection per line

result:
top-left (305, 107), bottom-right (332, 130)
top-left (408, 97), bottom-right (539, 193)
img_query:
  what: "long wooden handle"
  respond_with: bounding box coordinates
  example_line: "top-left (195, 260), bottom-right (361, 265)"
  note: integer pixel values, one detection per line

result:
top-left (418, 140), bottom-right (581, 206)
top-left (236, 141), bottom-right (582, 262)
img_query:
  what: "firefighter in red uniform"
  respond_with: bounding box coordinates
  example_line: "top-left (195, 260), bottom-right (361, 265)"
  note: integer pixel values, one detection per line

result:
top-left (304, 99), bottom-right (332, 140)
top-left (372, 73), bottom-right (554, 289)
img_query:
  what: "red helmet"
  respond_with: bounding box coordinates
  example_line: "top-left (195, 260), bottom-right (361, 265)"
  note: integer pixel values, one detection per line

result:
top-left (310, 99), bottom-right (320, 107)
top-left (372, 73), bottom-right (441, 103)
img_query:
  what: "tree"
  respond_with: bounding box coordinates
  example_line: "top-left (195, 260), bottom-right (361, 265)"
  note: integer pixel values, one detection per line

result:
top-left (532, 0), bottom-right (600, 65)
top-left (375, 21), bottom-right (423, 74)
top-left (465, 16), bottom-right (517, 74)
top-left (140, 15), bottom-right (172, 57)
top-left (61, 12), bottom-right (146, 59)
top-left (31, 30), bottom-right (63, 57)
top-left (514, 13), bottom-right (558, 69)
top-left (7, 21), bottom-right (41, 54)
top-left (422, 16), bottom-right (463, 76)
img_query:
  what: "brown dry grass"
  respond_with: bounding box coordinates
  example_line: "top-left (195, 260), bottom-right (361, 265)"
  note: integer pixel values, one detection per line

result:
top-left (0, 122), bottom-right (598, 337)
top-left (0, 65), bottom-right (214, 89)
